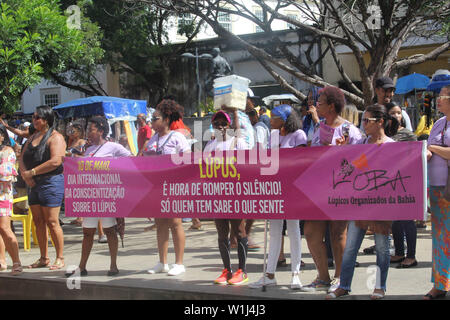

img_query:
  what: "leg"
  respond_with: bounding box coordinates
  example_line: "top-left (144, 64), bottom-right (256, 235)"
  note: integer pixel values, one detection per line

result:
top-left (329, 221), bottom-right (348, 279)
top-left (30, 205), bottom-right (49, 263)
top-left (286, 220), bottom-right (302, 274)
top-left (403, 220), bottom-right (417, 263)
top-left (79, 227), bottom-right (96, 271)
top-left (0, 217), bottom-right (21, 265)
top-left (231, 219), bottom-right (247, 272)
top-left (103, 226), bottom-right (119, 273)
top-left (0, 229), bottom-right (5, 269)
top-left (391, 221), bottom-right (405, 260)
top-left (266, 219), bottom-right (284, 275)
top-left (304, 220), bottom-right (330, 282)
top-left (42, 206), bottom-right (64, 268)
top-left (374, 233), bottom-right (390, 292)
top-left (155, 218), bottom-right (170, 264)
top-left (339, 221), bottom-right (365, 291)
top-left (169, 218), bottom-right (185, 265)
top-left (98, 220), bottom-right (105, 238)
top-left (215, 219), bottom-right (231, 271)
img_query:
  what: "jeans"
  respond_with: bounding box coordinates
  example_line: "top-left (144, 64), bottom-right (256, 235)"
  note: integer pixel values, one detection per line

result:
top-left (339, 221), bottom-right (390, 291)
top-left (392, 220), bottom-right (417, 259)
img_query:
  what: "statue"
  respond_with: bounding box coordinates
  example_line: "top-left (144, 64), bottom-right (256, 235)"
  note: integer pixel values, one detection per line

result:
top-left (206, 47), bottom-right (232, 96)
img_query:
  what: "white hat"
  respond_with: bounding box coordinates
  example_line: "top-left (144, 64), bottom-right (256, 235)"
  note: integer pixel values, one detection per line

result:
top-left (23, 122), bottom-right (31, 127)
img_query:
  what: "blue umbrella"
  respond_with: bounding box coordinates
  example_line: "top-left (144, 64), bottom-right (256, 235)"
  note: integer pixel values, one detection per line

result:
top-left (427, 73), bottom-right (450, 93)
top-left (395, 73), bottom-right (430, 94)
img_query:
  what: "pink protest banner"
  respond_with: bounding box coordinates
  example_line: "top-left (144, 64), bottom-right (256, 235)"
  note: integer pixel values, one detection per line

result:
top-left (64, 141), bottom-right (427, 220)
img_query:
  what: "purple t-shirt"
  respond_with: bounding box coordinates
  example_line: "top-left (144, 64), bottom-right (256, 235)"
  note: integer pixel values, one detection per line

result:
top-left (311, 121), bottom-right (362, 146)
top-left (84, 141), bottom-right (132, 158)
top-left (144, 131), bottom-right (190, 156)
top-left (428, 116), bottom-right (450, 186)
top-left (271, 129), bottom-right (307, 149)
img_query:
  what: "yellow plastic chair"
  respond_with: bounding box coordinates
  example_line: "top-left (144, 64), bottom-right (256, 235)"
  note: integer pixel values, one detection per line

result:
top-left (11, 196), bottom-right (54, 250)
top-left (11, 196), bottom-right (33, 251)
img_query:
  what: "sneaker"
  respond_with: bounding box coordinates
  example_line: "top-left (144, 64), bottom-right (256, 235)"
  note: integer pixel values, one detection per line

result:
top-left (328, 277), bottom-right (340, 293)
top-left (290, 273), bottom-right (302, 290)
top-left (227, 269), bottom-right (248, 286)
top-left (249, 274), bottom-right (277, 289)
top-left (214, 269), bottom-right (232, 285)
top-left (98, 235), bottom-right (107, 243)
top-left (168, 264), bottom-right (185, 276)
top-left (147, 262), bottom-right (169, 274)
top-left (300, 277), bottom-right (331, 292)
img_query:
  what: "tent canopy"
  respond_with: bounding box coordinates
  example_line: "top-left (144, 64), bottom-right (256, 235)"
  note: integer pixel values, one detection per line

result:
top-left (395, 73), bottom-right (430, 94)
top-left (53, 96), bottom-right (147, 121)
top-left (427, 73), bottom-right (450, 93)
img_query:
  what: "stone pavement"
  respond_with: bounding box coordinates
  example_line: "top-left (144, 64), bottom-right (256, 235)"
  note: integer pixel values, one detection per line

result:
top-left (0, 217), bottom-right (446, 300)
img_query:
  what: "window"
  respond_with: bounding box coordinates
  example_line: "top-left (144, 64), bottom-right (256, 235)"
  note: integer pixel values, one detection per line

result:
top-left (286, 13), bottom-right (298, 29)
top-left (218, 12), bottom-right (231, 32)
top-left (40, 88), bottom-right (60, 107)
top-left (254, 9), bottom-right (263, 33)
top-left (177, 13), bottom-right (194, 35)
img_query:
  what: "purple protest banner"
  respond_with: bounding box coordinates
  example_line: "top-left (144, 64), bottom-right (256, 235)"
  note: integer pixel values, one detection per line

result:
top-left (64, 141), bottom-right (427, 220)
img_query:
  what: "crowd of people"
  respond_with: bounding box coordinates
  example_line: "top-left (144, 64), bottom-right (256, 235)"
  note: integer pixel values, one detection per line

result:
top-left (0, 78), bottom-right (448, 300)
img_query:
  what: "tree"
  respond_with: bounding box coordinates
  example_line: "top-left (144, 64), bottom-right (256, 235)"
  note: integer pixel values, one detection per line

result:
top-left (136, 0), bottom-right (450, 108)
top-left (78, 0), bottom-right (203, 104)
top-left (0, 0), bottom-right (104, 113)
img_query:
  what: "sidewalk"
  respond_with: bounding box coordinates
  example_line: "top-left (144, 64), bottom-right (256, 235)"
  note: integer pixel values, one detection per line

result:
top-left (0, 217), bottom-right (445, 300)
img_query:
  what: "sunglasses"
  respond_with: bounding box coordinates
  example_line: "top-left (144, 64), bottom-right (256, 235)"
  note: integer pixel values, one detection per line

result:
top-left (32, 114), bottom-right (42, 120)
top-left (151, 116), bottom-right (161, 122)
top-left (212, 121), bottom-right (229, 127)
top-left (362, 117), bottom-right (379, 124)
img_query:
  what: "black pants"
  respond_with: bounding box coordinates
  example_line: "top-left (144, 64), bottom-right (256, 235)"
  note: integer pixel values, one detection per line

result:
top-left (215, 219), bottom-right (248, 273)
top-left (392, 220), bottom-right (417, 259)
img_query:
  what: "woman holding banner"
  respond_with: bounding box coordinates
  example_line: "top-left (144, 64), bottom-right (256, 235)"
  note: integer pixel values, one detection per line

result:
top-left (327, 104), bottom-right (398, 299)
top-left (302, 87), bottom-right (362, 293)
top-left (66, 116), bottom-right (131, 277)
top-left (424, 85), bottom-right (450, 300)
top-left (249, 104), bottom-right (306, 290)
top-left (206, 109), bottom-right (250, 286)
top-left (144, 99), bottom-right (190, 277)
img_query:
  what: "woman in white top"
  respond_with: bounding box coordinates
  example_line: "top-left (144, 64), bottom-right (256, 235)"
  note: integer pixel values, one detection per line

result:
top-left (144, 99), bottom-right (191, 276)
top-left (249, 104), bottom-right (307, 290)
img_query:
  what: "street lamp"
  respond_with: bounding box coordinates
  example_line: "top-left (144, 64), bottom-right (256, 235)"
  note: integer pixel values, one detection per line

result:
top-left (181, 48), bottom-right (212, 117)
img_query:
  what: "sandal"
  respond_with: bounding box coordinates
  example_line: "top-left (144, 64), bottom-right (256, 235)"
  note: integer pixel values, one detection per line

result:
top-left (49, 258), bottom-right (65, 270)
top-left (0, 261), bottom-right (7, 272)
top-left (370, 290), bottom-right (385, 300)
top-left (326, 288), bottom-right (349, 299)
top-left (423, 289), bottom-right (447, 300)
top-left (276, 259), bottom-right (287, 268)
top-left (11, 262), bottom-right (23, 276)
top-left (188, 224), bottom-right (203, 231)
top-left (28, 257), bottom-right (50, 269)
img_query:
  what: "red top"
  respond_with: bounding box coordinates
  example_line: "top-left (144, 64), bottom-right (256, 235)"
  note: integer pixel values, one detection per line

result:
top-left (138, 125), bottom-right (152, 150)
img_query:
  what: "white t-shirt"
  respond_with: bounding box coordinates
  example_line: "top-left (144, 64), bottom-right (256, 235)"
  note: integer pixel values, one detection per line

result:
top-left (143, 131), bottom-right (190, 156)
top-left (204, 137), bottom-right (247, 152)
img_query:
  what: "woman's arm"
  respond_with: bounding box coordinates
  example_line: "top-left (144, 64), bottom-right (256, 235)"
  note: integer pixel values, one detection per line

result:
top-left (19, 136), bottom-right (35, 187)
top-left (0, 118), bottom-right (29, 138)
top-left (428, 145), bottom-right (450, 160)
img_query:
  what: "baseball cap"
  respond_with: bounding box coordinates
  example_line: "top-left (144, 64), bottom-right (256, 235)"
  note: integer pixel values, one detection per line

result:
top-left (375, 77), bottom-right (395, 89)
top-left (23, 122), bottom-right (31, 127)
top-left (211, 110), bottom-right (231, 124)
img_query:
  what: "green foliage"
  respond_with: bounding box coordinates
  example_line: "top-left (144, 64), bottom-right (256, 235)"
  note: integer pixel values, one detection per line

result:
top-left (0, 0), bottom-right (103, 113)
top-left (198, 97), bottom-right (215, 115)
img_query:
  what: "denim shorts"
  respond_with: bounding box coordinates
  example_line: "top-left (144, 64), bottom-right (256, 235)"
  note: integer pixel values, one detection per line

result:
top-left (28, 174), bottom-right (64, 207)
